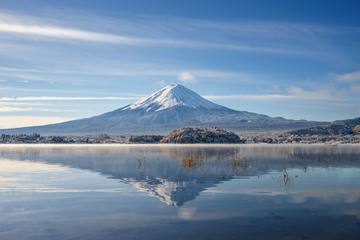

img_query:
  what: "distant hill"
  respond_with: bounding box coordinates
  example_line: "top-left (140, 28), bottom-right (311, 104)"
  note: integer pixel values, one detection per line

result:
top-left (289, 117), bottom-right (360, 136)
top-left (160, 127), bottom-right (241, 143)
top-left (0, 84), bottom-right (325, 135)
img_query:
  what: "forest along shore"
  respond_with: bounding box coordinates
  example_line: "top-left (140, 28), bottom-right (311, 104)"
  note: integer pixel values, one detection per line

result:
top-left (0, 125), bottom-right (359, 144)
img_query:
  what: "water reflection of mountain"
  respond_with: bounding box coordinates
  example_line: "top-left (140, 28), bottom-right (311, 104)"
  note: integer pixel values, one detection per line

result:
top-left (0, 145), bottom-right (359, 206)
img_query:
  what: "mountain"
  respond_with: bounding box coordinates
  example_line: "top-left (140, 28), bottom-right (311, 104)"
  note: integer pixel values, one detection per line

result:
top-left (289, 117), bottom-right (360, 136)
top-left (0, 84), bottom-right (325, 135)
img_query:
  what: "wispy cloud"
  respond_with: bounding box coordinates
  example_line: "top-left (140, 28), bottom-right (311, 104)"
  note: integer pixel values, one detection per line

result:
top-left (205, 94), bottom-right (293, 101)
top-left (0, 106), bottom-right (71, 112)
top-left (0, 100), bottom-right (76, 112)
top-left (0, 13), bottom-right (313, 55)
top-left (1, 87), bottom-right (338, 104)
top-left (334, 70), bottom-right (360, 82)
top-left (206, 86), bottom-right (341, 101)
top-left (0, 22), bottom-right (146, 45)
top-left (0, 66), bottom-right (254, 84)
top-left (287, 86), bottom-right (340, 100)
top-left (0, 96), bottom-right (141, 101)
top-left (0, 102), bottom-right (45, 106)
top-left (4, 94), bottom-right (286, 102)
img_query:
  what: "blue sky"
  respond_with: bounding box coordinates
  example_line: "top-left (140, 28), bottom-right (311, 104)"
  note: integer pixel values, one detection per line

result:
top-left (0, 0), bottom-right (359, 128)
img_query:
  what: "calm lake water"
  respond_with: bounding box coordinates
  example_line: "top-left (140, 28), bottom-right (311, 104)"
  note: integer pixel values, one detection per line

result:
top-left (0, 144), bottom-right (360, 240)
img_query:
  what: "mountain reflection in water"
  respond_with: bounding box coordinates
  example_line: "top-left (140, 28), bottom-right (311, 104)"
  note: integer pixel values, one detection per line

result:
top-left (0, 145), bottom-right (359, 206)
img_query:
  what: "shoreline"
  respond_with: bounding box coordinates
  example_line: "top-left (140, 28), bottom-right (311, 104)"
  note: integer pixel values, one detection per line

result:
top-left (0, 143), bottom-right (359, 147)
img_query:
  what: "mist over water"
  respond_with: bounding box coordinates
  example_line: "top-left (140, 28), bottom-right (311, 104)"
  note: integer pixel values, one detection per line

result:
top-left (0, 145), bottom-right (359, 240)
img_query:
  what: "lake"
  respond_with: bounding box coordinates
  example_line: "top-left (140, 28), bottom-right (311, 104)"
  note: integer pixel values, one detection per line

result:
top-left (0, 144), bottom-right (359, 240)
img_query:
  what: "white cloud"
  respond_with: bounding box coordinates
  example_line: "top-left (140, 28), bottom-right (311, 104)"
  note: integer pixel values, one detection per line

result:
top-left (0, 66), bottom-right (253, 85)
top-left (0, 96), bottom-right (141, 101)
top-left (15, 80), bottom-right (30, 83)
top-left (0, 22), bottom-right (144, 45)
top-left (0, 106), bottom-right (42, 112)
top-left (0, 106), bottom-right (30, 112)
top-left (0, 86), bottom-right (340, 104)
top-left (0, 102), bottom-right (45, 106)
top-left (205, 87), bottom-right (341, 101)
top-left (287, 86), bottom-right (339, 100)
top-left (335, 71), bottom-right (360, 82)
top-left (205, 94), bottom-right (293, 101)
top-left (178, 72), bottom-right (197, 84)
top-left (0, 116), bottom-right (72, 128)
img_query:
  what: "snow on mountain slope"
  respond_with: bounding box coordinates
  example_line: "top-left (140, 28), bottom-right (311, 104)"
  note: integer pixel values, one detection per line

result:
top-left (123, 84), bottom-right (223, 112)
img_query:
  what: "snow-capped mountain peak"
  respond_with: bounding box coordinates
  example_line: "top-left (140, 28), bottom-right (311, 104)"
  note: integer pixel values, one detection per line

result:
top-left (124, 84), bottom-right (222, 112)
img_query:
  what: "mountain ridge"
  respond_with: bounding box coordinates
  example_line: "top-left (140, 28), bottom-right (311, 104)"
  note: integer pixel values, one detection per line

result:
top-left (289, 117), bottom-right (360, 136)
